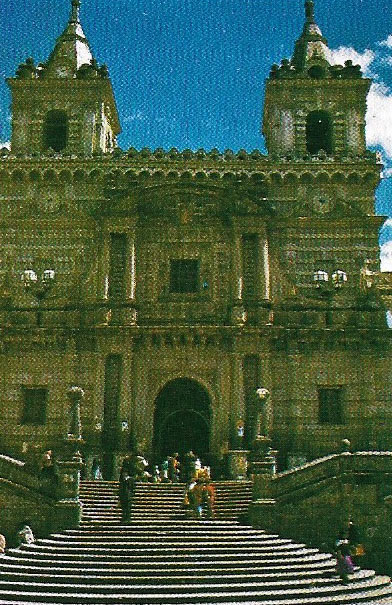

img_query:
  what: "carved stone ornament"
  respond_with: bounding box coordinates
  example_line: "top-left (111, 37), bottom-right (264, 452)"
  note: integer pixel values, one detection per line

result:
top-left (312, 192), bottom-right (333, 214)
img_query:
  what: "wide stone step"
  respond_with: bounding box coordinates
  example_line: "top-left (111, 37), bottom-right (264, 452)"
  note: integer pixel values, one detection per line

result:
top-left (45, 535), bottom-right (288, 545)
top-left (0, 480), bottom-right (386, 605)
top-left (0, 568), bottom-right (369, 588)
top-left (0, 570), bottom-right (378, 594)
top-left (61, 526), bottom-right (269, 536)
top-left (2, 554), bottom-right (335, 573)
top-left (15, 543), bottom-right (321, 560)
top-left (0, 561), bottom-right (337, 581)
top-left (0, 575), bottom-right (389, 604)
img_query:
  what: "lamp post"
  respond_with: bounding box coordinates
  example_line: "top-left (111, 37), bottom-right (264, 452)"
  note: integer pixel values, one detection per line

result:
top-left (313, 268), bottom-right (347, 326)
top-left (22, 268), bottom-right (55, 327)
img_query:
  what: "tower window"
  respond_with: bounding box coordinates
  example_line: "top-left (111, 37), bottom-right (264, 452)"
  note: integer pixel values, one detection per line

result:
top-left (308, 65), bottom-right (326, 79)
top-left (170, 260), bottom-right (199, 293)
top-left (43, 110), bottom-right (68, 152)
top-left (306, 111), bottom-right (333, 155)
top-left (242, 234), bottom-right (259, 298)
top-left (108, 233), bottom-right (127, 299)
top-left (318, 387), bottom-right (344, 425)
top-left (21, 387), bottom-right (47, 425)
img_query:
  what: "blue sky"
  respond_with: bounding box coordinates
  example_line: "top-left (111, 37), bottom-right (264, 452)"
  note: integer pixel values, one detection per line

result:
top-left (1, 0), bottom-right (392, 262)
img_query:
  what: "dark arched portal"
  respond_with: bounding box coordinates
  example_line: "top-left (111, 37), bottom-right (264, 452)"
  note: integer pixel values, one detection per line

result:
top-left (43, 110), bottom-right (68, 152)
top-left (153, 378), bottom-right (211, 460)
top-left (306, 110), bottom-right (333, 155)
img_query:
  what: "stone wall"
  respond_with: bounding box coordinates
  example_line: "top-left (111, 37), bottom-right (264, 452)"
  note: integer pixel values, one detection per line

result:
top-left (249, 452), bottom-right (392, 575)
top-left (0, 455), bottom-right (57, 546)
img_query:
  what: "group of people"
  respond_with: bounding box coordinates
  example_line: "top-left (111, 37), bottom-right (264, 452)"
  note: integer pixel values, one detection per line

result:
top-left (183, 472), bottom-right (216, 519)
top-left (154, 451), bottom-right (208, 484)
top-left (118, 452), bottom-right (150, 521)
top-left (117, 450), bottom-right (215, 521)
top-left (334, 519), bottom-right (365, 584)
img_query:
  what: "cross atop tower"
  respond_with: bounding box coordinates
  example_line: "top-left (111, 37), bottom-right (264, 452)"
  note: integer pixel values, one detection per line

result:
top-left (305, 0), bottom-right (315, 23)
top-left (70, 0), bottom-right (81, 23)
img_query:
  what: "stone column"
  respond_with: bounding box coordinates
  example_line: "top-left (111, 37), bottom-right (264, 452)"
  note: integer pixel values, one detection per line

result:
top-left (124, 233), bottom-right (137, 326)
top-left (230, 354), bottom-right (245, 447)
top-left (95, 230), bottom-right (111, 325)
top-left (249, 387), bottom-right (278, 488)
top-left (259, 236), bottom-right (270, 301)
top-left (230, 232), bottom-right (247, 325)
top-left (227, 449), bottom-right (249, 481)
top-left (227, 354), bottom-right (249, 480)
top-left (53, 386), bottom-right (85, 531)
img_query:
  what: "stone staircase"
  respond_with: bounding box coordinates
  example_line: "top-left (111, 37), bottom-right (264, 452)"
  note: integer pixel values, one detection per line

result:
top-left (0, 479), bottom-right (389, 604)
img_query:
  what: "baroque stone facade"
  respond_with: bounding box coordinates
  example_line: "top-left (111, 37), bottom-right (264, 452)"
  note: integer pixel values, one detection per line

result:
top-left (0, 0), bottom-right (390, 477)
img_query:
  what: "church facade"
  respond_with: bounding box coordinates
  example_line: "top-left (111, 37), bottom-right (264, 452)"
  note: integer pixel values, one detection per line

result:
top-left (0, 0), bottom-right (390, 477)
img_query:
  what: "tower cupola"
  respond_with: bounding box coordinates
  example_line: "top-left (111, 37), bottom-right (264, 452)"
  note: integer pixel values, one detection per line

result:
top-left (291, 0), bottom-right (331, 73)
top-left (7, 0), bottom-right (120, 156)
top-left (263, 0), bottom-right (370, 158)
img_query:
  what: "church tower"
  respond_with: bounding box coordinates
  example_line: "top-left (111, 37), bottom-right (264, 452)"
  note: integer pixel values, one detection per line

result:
top-left (263, 0), bottom-right (369, 158)
top-left (7, 0), bottom-right (120, 156)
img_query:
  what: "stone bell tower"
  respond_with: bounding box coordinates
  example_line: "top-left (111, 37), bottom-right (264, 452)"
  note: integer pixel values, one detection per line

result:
top-left (263, 0), bottom-right (370, 158)
top-left (7, 0), bottom-right (120, 156)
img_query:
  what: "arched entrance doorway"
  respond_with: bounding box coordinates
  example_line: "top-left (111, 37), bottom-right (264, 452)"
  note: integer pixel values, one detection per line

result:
top-left (153, 378), bottom-right (211, 461)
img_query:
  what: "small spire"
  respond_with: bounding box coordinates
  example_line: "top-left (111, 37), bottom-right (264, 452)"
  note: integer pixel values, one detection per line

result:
top-left (305, 0), bottom-right (315, 22)
top-left (70, 0), bottom-right (81, 23)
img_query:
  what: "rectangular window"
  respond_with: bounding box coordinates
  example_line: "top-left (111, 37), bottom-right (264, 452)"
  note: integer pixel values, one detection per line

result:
top-left (21, 387), bottom-right (47, 425)
top-left (243, 355), bottom-right (260, 447)
top-left (318, 387), bottom-right (344, 425)
top-left (242, 234), bottom-right (258, 298)
top-left (108, 233), bottom-right (127, 299)
top-left (103, 354), bottom-right (123, 451)
top-left (170, 259), bottom-right (199, 293)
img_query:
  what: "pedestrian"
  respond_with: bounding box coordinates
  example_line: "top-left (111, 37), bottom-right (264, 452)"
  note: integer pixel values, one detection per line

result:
top-left (335, 534), bottom-right (354, 585)
top-left (186, 479), bottom-right (203, 518)
top-left (134, 454), bottom-right (149, 480)
top-left (118, 471), bottom-right (135, 521)
top-left (168, 453), bottom-right (180, 482)
top-left (203, 480), bottom-right (216, 519)
top-left (91, 458), bottom-right (103, 480)
top-left (152, 465), bottom-right (161, 483)
top-left (347, 519), bottom-right (365, 565)
top-left (16, 522), bottom-right (35, 547)
top-left (182, 450), bottom-right (197, 482)
top-left (40, 449), bottom-right (54, 480)
top-left (161, 458), bottom-right (169, 482)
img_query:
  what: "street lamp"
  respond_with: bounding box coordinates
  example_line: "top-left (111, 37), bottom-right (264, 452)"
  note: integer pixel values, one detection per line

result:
top-left (22, 268), bottom-right (55, 326)
top-left (313, 268), bottom-right (347, 326)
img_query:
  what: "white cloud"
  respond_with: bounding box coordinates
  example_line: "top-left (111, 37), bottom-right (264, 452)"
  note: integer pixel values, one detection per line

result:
top-left (379, 35), bottom-right (392, 49)
top-left (383, 167), bottom-right (392, 178)
top-left (366, 82), bottom-right (392, 157)
top-left (328, 46), bottom-right (375, 75)
top-left (328, 46), bottom-right (392, 158)
top-left (380, 240), bottom-right (392, 271)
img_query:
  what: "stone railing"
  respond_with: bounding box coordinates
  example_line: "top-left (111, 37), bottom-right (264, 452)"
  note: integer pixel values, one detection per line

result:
top-left (249, 450), bottom-right (392, 574)
top-left (268, 451), bottom-right (392, 502)
top-left (0, 447), bottom-right (83, 544)
top-left (0, 454), bottom-right (54, 497)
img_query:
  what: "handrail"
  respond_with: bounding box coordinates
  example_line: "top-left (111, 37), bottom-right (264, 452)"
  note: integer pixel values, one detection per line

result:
top-left (270, 451), bottom-right (392, 500)
top-left (0, 454), bottom-right (56, 501)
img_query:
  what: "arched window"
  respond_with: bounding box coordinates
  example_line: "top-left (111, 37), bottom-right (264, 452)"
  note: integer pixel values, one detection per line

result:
top-left (308, 65), bottom-right (326, 79)
top-left (306, 111), bottom-right (333, 155)
top-left (43, 110), bottom-right (68, 151)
